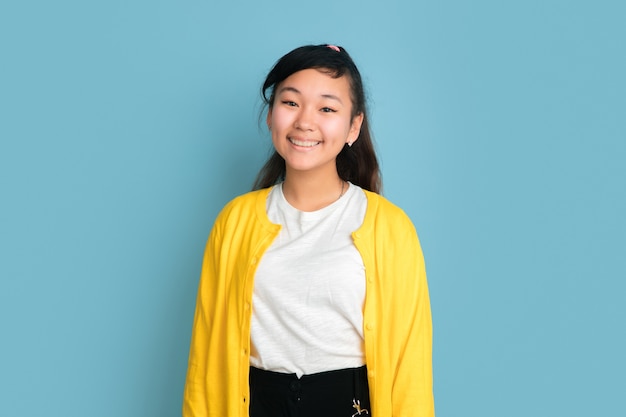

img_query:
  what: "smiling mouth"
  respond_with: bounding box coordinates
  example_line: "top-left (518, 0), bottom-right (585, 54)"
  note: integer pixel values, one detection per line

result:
top-left (289, 137), bottom-right (321, 147)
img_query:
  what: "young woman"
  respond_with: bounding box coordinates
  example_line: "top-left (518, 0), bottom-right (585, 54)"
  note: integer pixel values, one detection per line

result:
top-left (183, 44), bottom-right (434, 417)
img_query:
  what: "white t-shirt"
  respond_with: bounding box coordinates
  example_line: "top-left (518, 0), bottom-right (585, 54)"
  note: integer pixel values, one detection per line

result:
top-left (250, 182), bottom-right (368, 377)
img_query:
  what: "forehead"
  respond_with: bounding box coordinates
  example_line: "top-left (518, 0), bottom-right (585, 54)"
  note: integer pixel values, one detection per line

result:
top-left (277, 68), bottom-right (352, 98)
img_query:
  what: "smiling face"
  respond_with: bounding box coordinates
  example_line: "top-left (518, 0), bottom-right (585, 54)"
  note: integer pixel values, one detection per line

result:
top-left (267, 68), bottom-right (363, 178)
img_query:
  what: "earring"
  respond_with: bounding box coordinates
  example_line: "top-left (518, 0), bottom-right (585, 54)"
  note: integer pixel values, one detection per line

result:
top-left (347, 141), bottom-right (353, 147)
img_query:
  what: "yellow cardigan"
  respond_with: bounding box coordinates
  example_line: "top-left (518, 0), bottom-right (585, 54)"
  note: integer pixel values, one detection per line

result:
top-left (183, 187), bottom-right (434, 417)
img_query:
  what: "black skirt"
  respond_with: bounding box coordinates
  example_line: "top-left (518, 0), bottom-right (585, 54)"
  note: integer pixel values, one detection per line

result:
top-left (249, 365), bottom-right (371, 417)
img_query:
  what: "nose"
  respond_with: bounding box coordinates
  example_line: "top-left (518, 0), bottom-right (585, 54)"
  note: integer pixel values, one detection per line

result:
top-left (294, 106), bottom-right (315, 130)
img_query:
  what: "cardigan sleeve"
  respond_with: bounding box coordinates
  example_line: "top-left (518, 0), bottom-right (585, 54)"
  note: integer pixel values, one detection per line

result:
top-left (389, 215), bottom-right (435, 417)
top-left (182, 217), bottom-right (223, 417)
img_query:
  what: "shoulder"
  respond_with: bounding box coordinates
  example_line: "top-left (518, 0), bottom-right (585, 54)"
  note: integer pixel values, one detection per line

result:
top-left (357, 192), bottom-right (427, 274)
top-left (220, 188), bottom-right (269, 212)
top-left (361, 190), bottom-right (416, 233)
top-left (213, 187), bottom-right (275, 231)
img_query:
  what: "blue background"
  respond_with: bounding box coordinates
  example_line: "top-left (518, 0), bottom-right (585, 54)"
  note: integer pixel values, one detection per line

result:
top-left (1, 1), bottom-right (624, 416)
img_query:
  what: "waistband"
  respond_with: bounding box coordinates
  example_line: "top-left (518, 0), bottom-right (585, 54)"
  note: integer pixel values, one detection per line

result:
top-left (249, 365), bottom-right (367, 384)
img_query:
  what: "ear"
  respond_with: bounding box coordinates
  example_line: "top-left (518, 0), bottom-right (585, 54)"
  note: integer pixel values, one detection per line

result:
top-left (347, 112), bottom-right (364, 145)
top-left (266, 110), bottom-right (272, 130)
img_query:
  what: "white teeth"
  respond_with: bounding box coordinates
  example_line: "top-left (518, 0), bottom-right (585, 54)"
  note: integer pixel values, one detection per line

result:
top-left (289, 137), bottom-right (320, 147)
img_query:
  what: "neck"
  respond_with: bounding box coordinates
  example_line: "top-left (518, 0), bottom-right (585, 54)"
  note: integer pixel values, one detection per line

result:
top-left (282, 169), bottom-right (346, 212)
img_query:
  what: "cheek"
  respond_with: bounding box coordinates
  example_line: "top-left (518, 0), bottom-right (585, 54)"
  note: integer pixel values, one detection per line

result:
top-left (269, 107), bottom-right (293, 128)
top-left (325, 118), bottom-right (354, 137)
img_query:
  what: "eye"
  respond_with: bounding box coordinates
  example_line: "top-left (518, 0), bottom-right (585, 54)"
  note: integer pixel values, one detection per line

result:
top-left (320, 107), bottom-right (336, 113)
top-left (281, 100), bottom-right (297, 107)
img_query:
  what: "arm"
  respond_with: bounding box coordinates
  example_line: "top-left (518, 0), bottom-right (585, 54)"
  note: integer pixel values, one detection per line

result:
top-left (391, 221), bottom-right (434, 417)
top-left (182, 221), bottom-right (222, 417)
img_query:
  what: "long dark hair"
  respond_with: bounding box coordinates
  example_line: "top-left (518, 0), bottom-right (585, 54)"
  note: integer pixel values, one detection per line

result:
top-left (252, 44), bottom-right (381, 194)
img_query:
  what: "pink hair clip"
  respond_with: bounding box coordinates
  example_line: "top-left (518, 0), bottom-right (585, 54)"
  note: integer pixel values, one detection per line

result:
top-left (326, 44), bottom-right (340, 52)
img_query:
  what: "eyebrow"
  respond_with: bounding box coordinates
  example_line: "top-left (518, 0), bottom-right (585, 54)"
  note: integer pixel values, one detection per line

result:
top-left (277, 86), bottom-right (344, 104)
